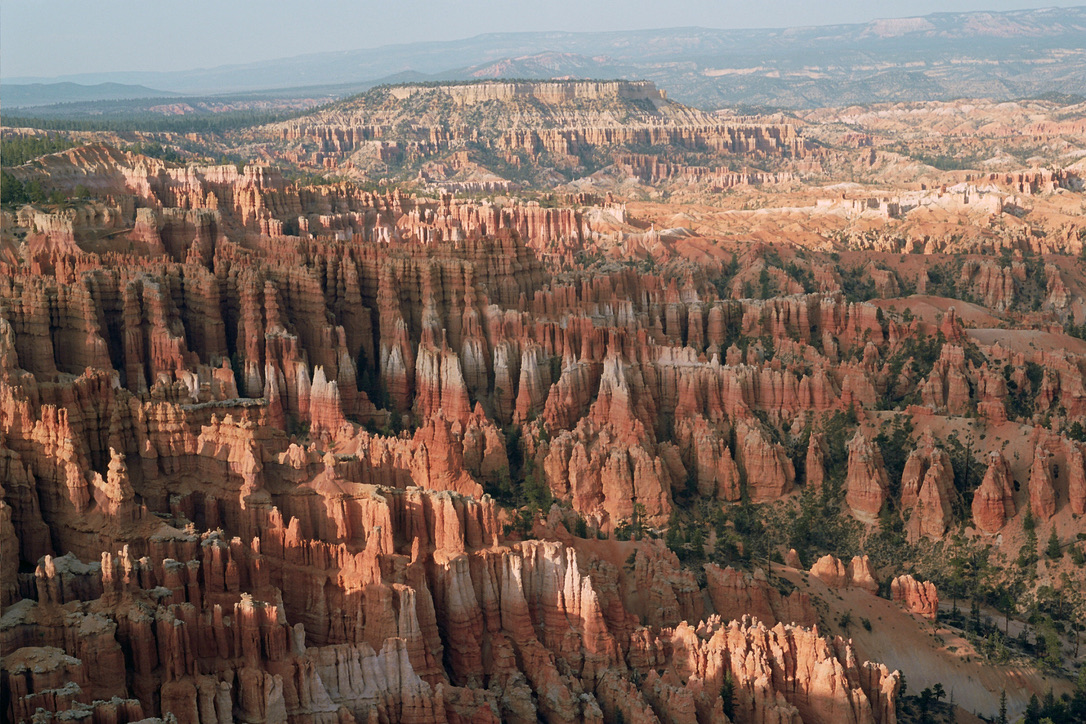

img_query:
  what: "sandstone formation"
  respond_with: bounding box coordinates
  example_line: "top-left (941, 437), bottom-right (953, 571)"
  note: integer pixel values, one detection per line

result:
top-left (0, 147), bottom-right (913, 724)
top-left (810, 555), bottom-right (878, 594)
top-left (704, 564), bottom-right (817, 628)
top-left (845, 433), bottom-right (891, 523)
top-left (971, 451), bottom-right (1016, 534)
top-left (11, 85), bottom-right (1086, 723)
top-left (274, 81), bottom-right (809, 179)
top-left (1067, 438), bottom-right (1086, 516)
top-left (1028, 444), bottom-right (1058, 521)
top-left (890, 575), bottom-right (939, 620)
top-left (900, 434), bottom-right (955, 542)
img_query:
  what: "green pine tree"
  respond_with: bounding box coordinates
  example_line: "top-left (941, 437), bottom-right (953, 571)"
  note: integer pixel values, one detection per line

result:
top-left (720, 671), bottom-right (735, 718)
top-left (1046, 527), bottom-right (1061, 559)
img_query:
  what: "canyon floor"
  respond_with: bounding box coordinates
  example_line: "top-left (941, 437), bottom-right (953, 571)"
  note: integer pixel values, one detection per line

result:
top-left (1, 80), bottom-right (1086, 724)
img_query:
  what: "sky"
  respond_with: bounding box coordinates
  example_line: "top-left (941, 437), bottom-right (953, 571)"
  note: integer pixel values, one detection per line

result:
top-left (2, 0), bottom-right (1082, 79)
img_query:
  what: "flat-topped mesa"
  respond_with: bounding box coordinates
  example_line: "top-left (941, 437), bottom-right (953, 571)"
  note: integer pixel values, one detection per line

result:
top-left (387, 79), bottom-right (668, 105)
top-left (275, 79), bottom-right (810, 170)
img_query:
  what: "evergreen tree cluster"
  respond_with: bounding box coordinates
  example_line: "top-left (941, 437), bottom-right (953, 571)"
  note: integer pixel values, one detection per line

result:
top-left (1, 134), bottom-right (76, 167)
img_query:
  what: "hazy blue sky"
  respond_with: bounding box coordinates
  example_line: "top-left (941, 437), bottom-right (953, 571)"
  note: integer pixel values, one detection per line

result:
top-left (1, 0), bottom-right (1081, 79)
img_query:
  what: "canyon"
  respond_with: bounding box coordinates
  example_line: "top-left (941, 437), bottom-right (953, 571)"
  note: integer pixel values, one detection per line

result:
top-left (2, 80), bottom-right (1086, 724)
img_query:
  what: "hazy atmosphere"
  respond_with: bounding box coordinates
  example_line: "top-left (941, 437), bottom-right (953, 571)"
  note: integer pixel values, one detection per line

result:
top-left (2, 0), bottom-right (1082, 78)
top-left (4, 3), bottom-right (1086, 724)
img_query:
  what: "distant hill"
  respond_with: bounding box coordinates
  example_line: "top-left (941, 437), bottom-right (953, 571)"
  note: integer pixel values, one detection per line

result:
top-left (2, 82), bottom-right (178, 108)
top-left (260, 79), bottom-right (808, 186)
top-left (5, 7), bottom-right (1086, 109)
top-left (291, 79), bottom-right (690, 132)
top-left (459, 52), bottom-right (624, 81)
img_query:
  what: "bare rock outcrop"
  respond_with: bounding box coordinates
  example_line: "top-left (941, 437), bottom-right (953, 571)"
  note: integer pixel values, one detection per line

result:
top-left (890, 575), bottom-right (939, 619)
top-left (0, 143), bottom-right (929, 724)
top-left (1066, 438), bottom-right (1086, 516)
top-left (810, 554), bottom-right (878, 594)
top-left (845, 432), bottom-right (891, 522)
top-left (704, 564), bottom-right (817, 627)
top-left (971, 450), bottom-right (1016, 534)
top-left (900, 435), bottom-right (955, 541)
top-left (1028, 444), bottom-right (1057, 521)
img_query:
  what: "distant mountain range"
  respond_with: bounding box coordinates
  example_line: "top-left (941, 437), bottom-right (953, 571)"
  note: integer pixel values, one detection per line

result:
top-left (5, 6), bottom-right (1086, 110)
top-left (2, 82), bottom-right (179, 108)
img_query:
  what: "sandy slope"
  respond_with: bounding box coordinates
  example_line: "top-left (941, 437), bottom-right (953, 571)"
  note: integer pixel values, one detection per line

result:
top-left (774, 564), bottom-right (1072, 721)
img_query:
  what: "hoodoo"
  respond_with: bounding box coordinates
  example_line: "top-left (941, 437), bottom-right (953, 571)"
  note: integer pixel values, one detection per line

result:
top-left (4, 40), bottom-right (1086, 723)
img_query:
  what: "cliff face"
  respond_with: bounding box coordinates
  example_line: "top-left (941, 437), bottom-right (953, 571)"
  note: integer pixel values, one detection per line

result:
top-left (615, 153), bottom-right (797, 189)
top-left (386, 80), bottom-right (667, 105)
top-left (268, 80), bottom-right (810, 182)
